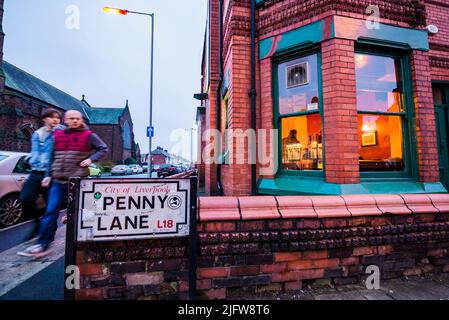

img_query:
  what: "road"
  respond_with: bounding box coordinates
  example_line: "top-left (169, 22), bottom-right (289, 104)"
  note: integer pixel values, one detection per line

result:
top-left (0, 213), bottom-right (66, 300)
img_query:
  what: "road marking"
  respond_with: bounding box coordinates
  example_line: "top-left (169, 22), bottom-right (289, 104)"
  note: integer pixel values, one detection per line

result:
top-left (0, 225), bottom-right (66, 297)
top-left (0, 219), bottom-right (37, 233)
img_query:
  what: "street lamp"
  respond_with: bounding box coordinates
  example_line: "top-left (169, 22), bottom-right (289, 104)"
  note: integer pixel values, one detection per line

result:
top-left (103, 6), bottom-right (155, 178)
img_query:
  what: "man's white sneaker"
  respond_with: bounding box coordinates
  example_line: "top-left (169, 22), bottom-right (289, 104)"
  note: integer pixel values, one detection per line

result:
top-left (17, 244), bottom-right (45, 257)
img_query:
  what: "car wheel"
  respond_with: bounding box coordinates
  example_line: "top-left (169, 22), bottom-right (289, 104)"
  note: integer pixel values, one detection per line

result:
top-left (0, 194), bottom-right (23, 228)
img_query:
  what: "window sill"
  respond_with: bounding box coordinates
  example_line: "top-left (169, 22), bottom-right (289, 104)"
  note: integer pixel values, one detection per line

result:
top-left (257, 176), bottom-right (447, 195)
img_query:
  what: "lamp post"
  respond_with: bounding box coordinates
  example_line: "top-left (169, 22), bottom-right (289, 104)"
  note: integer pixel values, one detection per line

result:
top-left (103, 7), bottom-right (154, 178)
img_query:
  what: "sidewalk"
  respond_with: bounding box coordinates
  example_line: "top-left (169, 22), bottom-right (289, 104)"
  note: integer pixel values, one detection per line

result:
top-left (243, 273), bottom-right (449, 300)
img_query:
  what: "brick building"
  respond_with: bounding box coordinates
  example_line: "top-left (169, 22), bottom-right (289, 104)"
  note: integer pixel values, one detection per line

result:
top-left (150, 146), bottom-right (171, 165)
top-left (83, 99), bottom-right (137, 163)
top-left (197, 0), bottom-right (449, 196)
top-left (0, 0), bottom-right (136, 163)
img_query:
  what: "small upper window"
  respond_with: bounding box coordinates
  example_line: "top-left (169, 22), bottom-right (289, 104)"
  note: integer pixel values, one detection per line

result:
top-left (286, 62), bottom-right (309, 88)
top-left (278, 53), bottom-right (319, 115)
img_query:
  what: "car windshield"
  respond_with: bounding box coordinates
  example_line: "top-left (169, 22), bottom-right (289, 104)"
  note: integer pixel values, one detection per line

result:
top-left (0, 154), bottom-right (9, 162)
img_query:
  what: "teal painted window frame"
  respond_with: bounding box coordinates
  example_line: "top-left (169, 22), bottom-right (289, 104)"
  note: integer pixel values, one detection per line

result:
top-left (221, 95), bottom-right (230, 164)
top-left (355, 47), bottom-right (418, 181)
top-left (273, 47), bottom-right (325, 178)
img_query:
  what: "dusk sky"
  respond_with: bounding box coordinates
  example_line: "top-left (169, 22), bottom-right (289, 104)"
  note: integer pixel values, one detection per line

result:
top-left (3, 0), bottom-right (207, 160)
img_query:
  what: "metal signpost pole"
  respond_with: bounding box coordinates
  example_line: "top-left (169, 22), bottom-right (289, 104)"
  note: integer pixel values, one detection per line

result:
top-left (148, 13), bottom-right (154, 178)
top-left (188, 177), bottom-right (198, 300)
top-left (64, 177), bottom-right (81, 301)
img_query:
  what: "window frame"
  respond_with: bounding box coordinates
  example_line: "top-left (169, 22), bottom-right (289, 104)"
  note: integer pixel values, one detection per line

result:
top-left (355, 47), bottom-right (418, 180)
top-left (221, 95), bottom-right (230, 164)
top-left (273, 48), bottom-right (325, 178)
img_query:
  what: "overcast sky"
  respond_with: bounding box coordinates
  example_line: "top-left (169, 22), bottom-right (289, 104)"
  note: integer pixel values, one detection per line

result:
top-left (3, 0), bottom-right (207, 160)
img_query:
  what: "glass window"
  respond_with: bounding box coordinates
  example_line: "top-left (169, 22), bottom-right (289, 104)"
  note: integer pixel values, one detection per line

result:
top-left (358, 114), bottom-right (404, 171)
top-left (281, 114), bottom-right (323, 171)
top-left (278, 54), bottom-right (319, 115)
top-left (355, 54), bottom-right (404, 113)
top-left (221, 98), bottom-right (229, 155)
top-left (13, 156), bottom-right (31, 174)
top-left (355, 53), bottom-right (406, 172)
top-left (433, 86), bottom-right (446, 105)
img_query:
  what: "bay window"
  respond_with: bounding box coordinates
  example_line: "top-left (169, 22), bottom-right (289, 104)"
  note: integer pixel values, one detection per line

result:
top-left (277, 52), bottom-right (323, 173)
top-left (355, 52), bottom-right (411, 174)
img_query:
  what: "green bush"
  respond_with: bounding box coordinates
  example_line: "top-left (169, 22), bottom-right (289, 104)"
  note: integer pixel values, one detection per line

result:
top-left (99, 160), bottom-right (115, 173)
top-left (124, 157), bottom-right (138, 165)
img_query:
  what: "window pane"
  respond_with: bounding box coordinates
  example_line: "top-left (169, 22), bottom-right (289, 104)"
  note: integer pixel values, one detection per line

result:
top-left (355, 54), bottom-right (404, 113)
top-left (278, 54), bottom-right (319, 115)
top-left (281, 114), bottom-right (323, 171)
top-left (358, 114), bottom-right (404, 172)
top-left (433, 86), bottom-right (446, 105)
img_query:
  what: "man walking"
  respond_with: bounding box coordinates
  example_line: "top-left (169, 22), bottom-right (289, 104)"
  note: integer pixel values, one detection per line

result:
top-left (19, 109), bottom-right (61, 227)
top-left (18, 110), bottom-right (108, 257)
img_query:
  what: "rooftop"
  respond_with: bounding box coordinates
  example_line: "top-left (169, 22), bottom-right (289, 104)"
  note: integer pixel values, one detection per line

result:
top-left (3, 61), bottom-right (88, 116)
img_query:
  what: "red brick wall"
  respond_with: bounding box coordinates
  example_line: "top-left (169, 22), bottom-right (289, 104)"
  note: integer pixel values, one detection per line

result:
top-left (410, 50), bottom-right (440, 182)
top-left (258, 58), bottom-right (275, 179)
top-left (151, 154), bottom-right (167, 165)
top-left (74, 194), bottom-right (449, 300)
top-left (427, 1), bottom-right (449, 82)
top-left (0, 90), bottom-right (64, 152)
top-left (321, 38), bottom-right (359, 184)
top-left (204, 0), bottom-right (220, 196)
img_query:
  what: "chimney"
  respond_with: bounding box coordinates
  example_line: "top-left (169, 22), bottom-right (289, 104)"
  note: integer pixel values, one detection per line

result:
top-left (0, 0), bottom-right (5, 92)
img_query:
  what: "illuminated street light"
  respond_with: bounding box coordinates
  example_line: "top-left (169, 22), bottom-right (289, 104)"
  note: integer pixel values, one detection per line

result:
top-left (103, 7), bottom-right (128, 15)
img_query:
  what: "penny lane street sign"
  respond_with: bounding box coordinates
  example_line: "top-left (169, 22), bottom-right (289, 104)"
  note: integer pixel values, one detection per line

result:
top-left (77, 179), bottom-right (191, 241)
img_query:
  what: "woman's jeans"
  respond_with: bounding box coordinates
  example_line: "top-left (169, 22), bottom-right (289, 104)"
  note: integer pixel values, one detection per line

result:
top-left (37, 181), bottom-right (68, 249)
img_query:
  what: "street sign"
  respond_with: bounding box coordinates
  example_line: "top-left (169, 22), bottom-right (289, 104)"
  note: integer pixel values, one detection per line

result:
top-left (65, 177), bottom-right (198, 300)
top-left (76, 178), bottom-right (191, 241)
top-left (147, 126), bottom-right (154, 137)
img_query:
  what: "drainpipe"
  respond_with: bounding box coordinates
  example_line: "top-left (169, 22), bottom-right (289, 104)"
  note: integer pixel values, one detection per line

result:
top-left (249, 0), bottom-right (257, 195)
top-left (216, 0), bottom-right (224, 195)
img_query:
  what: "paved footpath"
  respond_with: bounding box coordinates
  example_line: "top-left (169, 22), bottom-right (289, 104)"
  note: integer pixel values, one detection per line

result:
top-left (245, 273), bottom-right (449, 300)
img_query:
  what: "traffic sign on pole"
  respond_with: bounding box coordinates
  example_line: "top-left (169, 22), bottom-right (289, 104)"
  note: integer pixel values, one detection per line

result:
top-left (147, 126), bottom-right (154, 137)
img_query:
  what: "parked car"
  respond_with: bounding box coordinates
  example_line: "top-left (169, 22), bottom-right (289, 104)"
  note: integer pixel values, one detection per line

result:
top-left (88, 163), bottom-right (102, 177)
top-left (111, 165), bottom-right (132, 176)
top-left (157, 164), bottom-right (177, 177)
top-left (128, 164), bottom-right (143, 174)
top-left (151, 164), bottom-right (161, 173)
top-left (0, 151), bottom-right (44, 228)
top-left (141, 163), bottom-right (148, 173)
top-left (174, 165), bottom-right (185, 174)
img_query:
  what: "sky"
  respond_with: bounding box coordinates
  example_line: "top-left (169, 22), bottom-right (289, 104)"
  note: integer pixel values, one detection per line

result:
top-left (3, 0), bottom-right (207, 160)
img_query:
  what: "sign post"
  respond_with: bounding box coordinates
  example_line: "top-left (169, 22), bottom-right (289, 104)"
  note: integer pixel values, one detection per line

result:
top-left (64, 177), bottom-right (197, 300)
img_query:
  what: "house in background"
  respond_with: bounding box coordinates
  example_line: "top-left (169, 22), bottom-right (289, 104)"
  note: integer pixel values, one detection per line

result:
top-left (151, 146), bottom-right (171, 165)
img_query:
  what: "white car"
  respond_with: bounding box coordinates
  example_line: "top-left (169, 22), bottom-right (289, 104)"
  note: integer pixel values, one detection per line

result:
top-left (128, 164), bottom-right (143, 174)
top-left (0, 151), bottom-right (45, 228)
